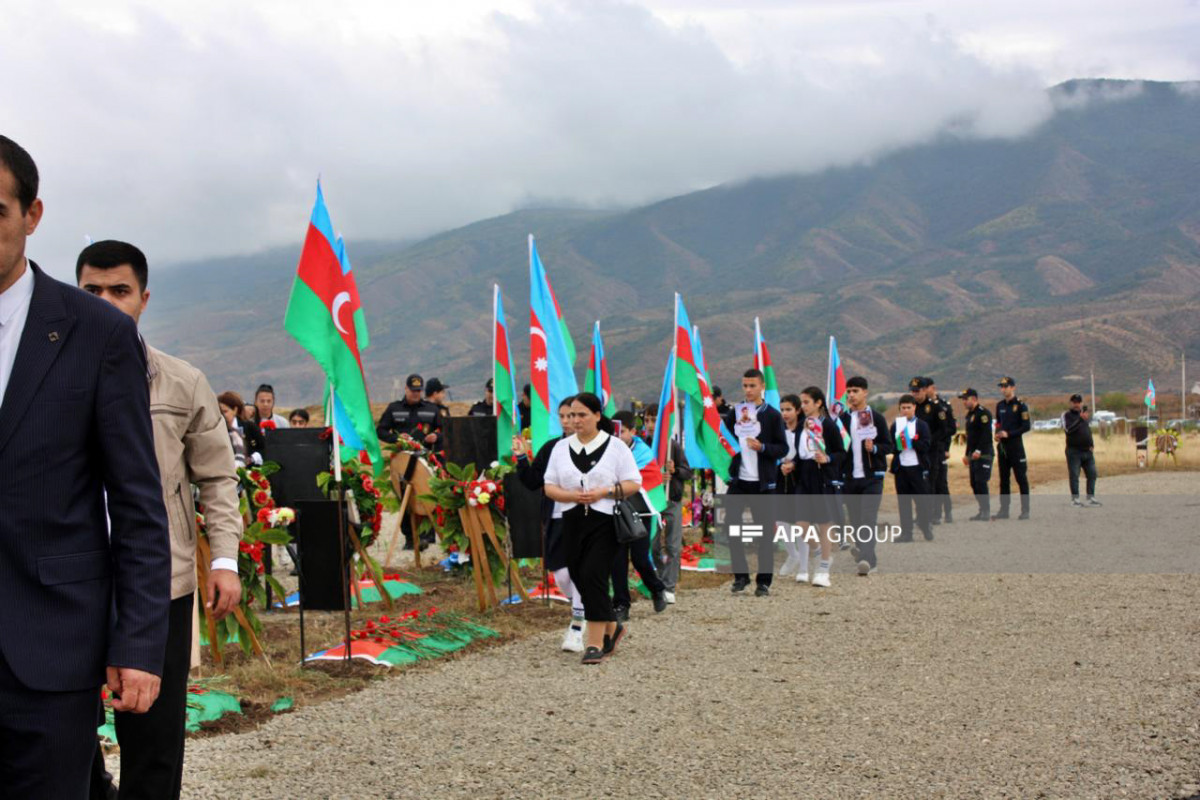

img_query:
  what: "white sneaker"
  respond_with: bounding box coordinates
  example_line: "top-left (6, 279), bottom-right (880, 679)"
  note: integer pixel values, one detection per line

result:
top-left (663, 590), bottom-right (676, 605)
top-left (1071, 498), bottom-right (1085, 508)
top-left (811, 570), bottom-right (831, 588)
top-left (795, 570), bottom-right (809, 584)
top-left (561, 624), bottom-right (584, 653)
top-left (856, 559), bottom-right (871, 576)
top-left (779, 556), bottom-right (798, 577)
top-left (1087, 497), bottom-right (1102, 507)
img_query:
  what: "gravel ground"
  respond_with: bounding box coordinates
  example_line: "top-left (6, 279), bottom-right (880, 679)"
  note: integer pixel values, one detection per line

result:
top-left (160, 473), bottom-right (1199, 799)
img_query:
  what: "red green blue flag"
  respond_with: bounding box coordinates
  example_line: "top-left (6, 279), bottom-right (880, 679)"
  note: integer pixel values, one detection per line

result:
top-left (529, 236), bottom-right (578, 452)
top-left (675, 294), bottom-right (737, 478)
top-left (753, 317), bottom-right (780, 410)
top-left (494, 285), bottom-right (519, 463)
top-left (284, 182), bottom-right (382, 473)
top-left (682, 325), bottom-right (712, 470)
top-left (650, 350), bottom-right (677, 472)
top-left (827, 335), bottom-right (851, 447)
top-left (584, 321), bottom-right (617, 416)
top-left (1145, 379), bottom-right (1156, 408)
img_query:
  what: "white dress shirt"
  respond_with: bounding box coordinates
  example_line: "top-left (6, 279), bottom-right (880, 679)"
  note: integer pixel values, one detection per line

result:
top-left (850, 411), bottom-right (865, 479)
top-left (898, 417), bottom-right (919, 468)
top-left (0, 259), bottom-right (34, 406)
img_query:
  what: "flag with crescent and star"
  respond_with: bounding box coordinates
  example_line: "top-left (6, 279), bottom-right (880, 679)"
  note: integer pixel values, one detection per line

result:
top-left (529, 235), bottom-right (578, 453)
top-left (284, 181), bottom-right (383, 472)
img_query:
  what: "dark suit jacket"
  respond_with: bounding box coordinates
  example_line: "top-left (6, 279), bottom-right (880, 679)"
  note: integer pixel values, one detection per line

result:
top-left (722, 401), bottom-right (788, 491)
top-left (0, 264), bottom-right (170, 691)
top-left (838, 408), bottom-right (894, 478)
top-left (889, 417), bottom-right (933, 474)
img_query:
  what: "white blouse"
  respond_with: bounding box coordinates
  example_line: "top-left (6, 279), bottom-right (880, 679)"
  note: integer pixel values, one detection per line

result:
top-left (543, 431), bottom-right (642, 517)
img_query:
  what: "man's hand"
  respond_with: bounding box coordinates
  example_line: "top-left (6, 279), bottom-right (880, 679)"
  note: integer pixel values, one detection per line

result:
top-left (863, 439), bottom-right (874, 453)
top-left (206, 568), bottom-right (242, 621)
top-left (996, 430), bottom-right (1008, 440)
top-left (961, 455), bottom-right (970, 466)
top-left (971, 451), bottom-right (982, 461)
top-left (665, 458), bottom-right (675, 475)
top-left (512, 435), bottom-right (528, 458)
top-left (814, 451), bottom-right (829, 465)
top-left (747, 437), bottom-right (763, 452)
top-left (780, 461), bottom-right (795, 475)
top-left (423, 433), bottom-right (438, 445)
top-left (107, 666), bottom-right (161, 714)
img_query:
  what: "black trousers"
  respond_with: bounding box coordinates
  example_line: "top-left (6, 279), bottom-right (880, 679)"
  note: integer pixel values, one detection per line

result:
top-left (932, 447), bottom-right (952, 521)
top-left (565, 507), bottom-right (620, 623)
top-left (968, 456), bottom-right (992, 517)
top-left (612, 534), bottom-right (665, 609)
top-left (997, 441), bottom-right (1030, 515)
top-left (1066, 447), bottom-right (1098, 498)
top-left (894, 466), bottom-right (931, 540)
top-left (843, 476), bottom-right (884, 568)
top-left (112, 593), bottom-right (193, 800)
top-left (0, 648), bottom-right (99, 799)
top-left (727, 480), bottom-right (775, 586)
top-left (927, 450), bottom-right (944, 521)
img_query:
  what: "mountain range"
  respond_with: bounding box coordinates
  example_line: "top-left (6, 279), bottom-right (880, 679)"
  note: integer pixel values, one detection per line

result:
top-left (141, 79), bottom-right (1200, 409)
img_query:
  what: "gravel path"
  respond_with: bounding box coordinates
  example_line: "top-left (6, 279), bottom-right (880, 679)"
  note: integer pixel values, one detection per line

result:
top-left (169, 473), bottom-right (1200, 799)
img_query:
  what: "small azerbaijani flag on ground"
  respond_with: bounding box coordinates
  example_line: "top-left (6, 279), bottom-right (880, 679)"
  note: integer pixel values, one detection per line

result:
top-left (827, 335), bottom-right (851, 448)
top-left (529, 236), bottom-right (579, 453)
top-left (675, 294), bottom-right (738, 478)
top-left (1145, 379), bottom-right (1156, 409)
top-left (753, 317), bottom-right (781, 410)
top-left (283, 182), bottom-right (383, 473)
top-left (493, 285), bottom-right (519, 464)
top-left (584, 321), bottom-right (617, 416)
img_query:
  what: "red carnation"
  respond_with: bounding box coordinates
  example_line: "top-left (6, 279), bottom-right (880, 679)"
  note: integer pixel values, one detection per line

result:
top-left (260, 420), bottom-right (276, 431)
top-left (253, 490), bottom-right (269, 506)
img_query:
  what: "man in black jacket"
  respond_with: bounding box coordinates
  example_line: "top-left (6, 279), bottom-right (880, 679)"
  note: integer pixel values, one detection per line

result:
top-left (468, 379), bottom-right (494, 417)
top-left (958, 388), bottom-right (994, 521)
top-left (927, 378), bottom-right (957, 524)
top-left (1062, 393), bottom-right (1101, 507)
top-left (0, 136), bottom-right (170, 796)
top-left (994, 376), bottom-right (1032, 520)
top-left (721, 369), bottom-right (788, 595)
top-left (838, 376), bottom-right (893, 575)
top-left (890, 394), bottom-right (933, 542)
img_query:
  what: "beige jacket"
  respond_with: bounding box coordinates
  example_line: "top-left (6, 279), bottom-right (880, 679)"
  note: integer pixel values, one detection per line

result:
top-left (148, 346), bottom-right (243, 599)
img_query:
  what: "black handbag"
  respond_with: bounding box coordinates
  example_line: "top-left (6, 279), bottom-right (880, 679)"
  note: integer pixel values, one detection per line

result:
top-left (612, 482), bottom-right (648, 544)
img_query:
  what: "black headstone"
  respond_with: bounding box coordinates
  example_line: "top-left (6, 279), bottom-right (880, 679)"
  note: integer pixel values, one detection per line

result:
top-left (443, 416), bottom-right (497, 471)
top-left (263, 428), bottom-right (330, 506)
top-left (294, 499), bottom-right (348, 611)
top-left (504, 473), bottom-right (544, 559)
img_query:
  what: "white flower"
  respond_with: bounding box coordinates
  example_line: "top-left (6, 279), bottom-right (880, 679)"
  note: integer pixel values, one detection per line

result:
top-left (467, 497), bottom-right (478, 507)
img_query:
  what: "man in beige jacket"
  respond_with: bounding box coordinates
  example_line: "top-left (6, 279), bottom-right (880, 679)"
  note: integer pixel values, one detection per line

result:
top-left (78, 240), bottom-right (242, 800)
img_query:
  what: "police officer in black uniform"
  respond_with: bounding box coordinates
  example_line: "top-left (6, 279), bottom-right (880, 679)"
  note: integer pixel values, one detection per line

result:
top-left (927, 378), bottom-right (957, 524)
top-left (376, 373), bottom-right (444, 449)
top-left (468, 379), bottom-right (495, 417)
top-left (911, 377), bottom-right (942, 498)
top-left (958, 388), bottom-right (993, 521)
top-left (993, 376), bottom-right (1031, 520)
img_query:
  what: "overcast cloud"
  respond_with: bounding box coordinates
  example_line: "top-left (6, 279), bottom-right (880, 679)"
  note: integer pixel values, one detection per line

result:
top-left (2, 0), bottom-right (1196, 279)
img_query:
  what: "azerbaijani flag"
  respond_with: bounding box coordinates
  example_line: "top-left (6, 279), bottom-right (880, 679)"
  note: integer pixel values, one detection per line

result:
top-left (827, 335), bottom-right (851, 447)
top-left (754, 317), bottom-right (781, 410)
top-left (529, 236), bottom-right (578, 452)
top-left (1145, 379), bottom-right (1156, 409)
top-left (493, 285), bottom-right (519, 463)
top-left (675, 294), bottom-right (737, 478)
top-left (650, 350), bottom-right (677, 473)
top-left (895, 420), bottom-right (916, 452)
top-left (324, 234), bottom-right (370, 460)
top-left (682, 325), bottom-right (712, 469)
top-left (584, 321), bottom-right (617, 416)
top-left (284, 182), bottom-right (383, 473)
top-left (629, 434), bottom-right (666, 518)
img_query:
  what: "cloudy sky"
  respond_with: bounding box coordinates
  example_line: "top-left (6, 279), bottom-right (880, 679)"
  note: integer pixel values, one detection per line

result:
top-left (3, 0), bottom-right (1197, 280)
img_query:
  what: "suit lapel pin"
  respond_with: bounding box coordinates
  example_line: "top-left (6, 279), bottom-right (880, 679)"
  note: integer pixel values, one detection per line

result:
top-left (49, 331), bottom-right (60, 342)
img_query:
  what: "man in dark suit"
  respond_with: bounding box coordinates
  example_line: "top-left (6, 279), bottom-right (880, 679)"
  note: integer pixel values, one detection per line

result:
top-left (0, 136), bottom-right (171, 798)
top-left (890, 394), bottom-right (933, 542)
top-left (838, 376), bottom-right (894, 575)
top-left (721, 368), bottom-right (788, 596)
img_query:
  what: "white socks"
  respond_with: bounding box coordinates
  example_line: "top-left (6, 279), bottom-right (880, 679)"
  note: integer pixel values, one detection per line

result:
top-left (554, 567), bottom-right (586, 620)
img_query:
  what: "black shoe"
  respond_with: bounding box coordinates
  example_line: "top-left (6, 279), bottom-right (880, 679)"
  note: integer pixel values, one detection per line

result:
top-left (991, 512), bottom-right (1009, 521)
top-left (1018, 512), bottom-right (1030, 520)
top-left (945, 514), bottom-right (954, 524)
top-left (894, 535), bottom-right (914, 543)
top-left (931, 518), bottom-right (942, 526)
top-left (581, 646), bottom-right (604, 665)
top-left (613, 605), bottom-right (630, 622)
top-left (968, 513), bottom-right (987, 522)
top-left (754, 584), bottom-right (770, 597)
top-left (602, 623), bottom-right (626, 656)
top-left (403, 540), bottom-right (415, 550)
top-left (923, 530), bottom-right (934, 541)
top-left (652, 592), bottom-right (668, 613)
top-left (731, 577), bottom-right (750, 593)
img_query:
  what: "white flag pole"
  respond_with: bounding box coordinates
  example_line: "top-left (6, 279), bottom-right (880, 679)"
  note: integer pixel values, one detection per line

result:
top-left (493, 284), bottom-right (500, 417)
top-left (672, 294), bottom-right (681, 446)
top-left (329, 381), bottom-right (341, 483)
